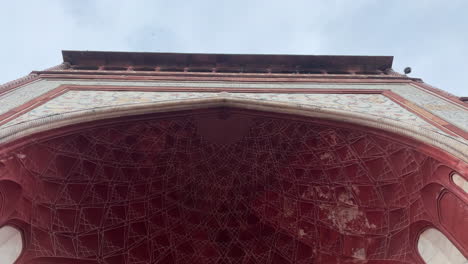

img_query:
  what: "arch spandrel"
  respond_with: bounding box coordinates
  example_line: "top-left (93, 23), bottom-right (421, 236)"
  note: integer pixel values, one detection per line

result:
top-left (0, 96), bottom-right (467, 163)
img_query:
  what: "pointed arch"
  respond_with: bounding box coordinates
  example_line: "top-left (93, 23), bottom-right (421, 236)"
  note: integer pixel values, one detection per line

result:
top-left (0, 96), bottom-right (466, 163)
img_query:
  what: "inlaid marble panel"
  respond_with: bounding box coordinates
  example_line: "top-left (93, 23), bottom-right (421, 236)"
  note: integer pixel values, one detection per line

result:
top-left (0, 226), bottom-right (23, 264)
top-left (418, 228), bottom-right (467, 264)
top-left (3, 90), bottom-right (439, 132)
top-left (1, 79), bottom-right (467, 131)
top-left (453, 173), bottom-right (468, 194)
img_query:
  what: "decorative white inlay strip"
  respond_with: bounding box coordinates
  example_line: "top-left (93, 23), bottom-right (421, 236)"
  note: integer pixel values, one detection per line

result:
top-left (1, 80), bottom-right (467, 131)
top-left (2, 91), bottom-right (438, 132)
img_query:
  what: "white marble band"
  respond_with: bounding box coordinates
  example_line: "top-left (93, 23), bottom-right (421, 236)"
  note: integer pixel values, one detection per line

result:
top-left (0, 96), bottom-right (466, 164)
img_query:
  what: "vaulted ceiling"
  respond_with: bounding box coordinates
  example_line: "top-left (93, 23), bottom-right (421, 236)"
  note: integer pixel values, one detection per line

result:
top-left (0, 108), bottom-right (466, 264)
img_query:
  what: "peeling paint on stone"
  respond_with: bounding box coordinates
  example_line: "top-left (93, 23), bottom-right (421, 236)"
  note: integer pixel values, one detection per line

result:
top-left (15, 154), bottom-right (26, 159)
top-left (321, 205), bottom-right (377, 234)
top-left (352, 248), bottom-right (366, 260)
top-left (338, 192), bottom-right (355, 206)
top-left (298, 229), bottom-right (306, 238)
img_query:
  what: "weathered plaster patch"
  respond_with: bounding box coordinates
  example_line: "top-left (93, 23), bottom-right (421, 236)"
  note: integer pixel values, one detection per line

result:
top-left (352, 248), bottom-right (366, 260)
top-left (321, 205), bottom-right (377, 234)
top-left (298, 229), bottom-right (306, 238)
top-left (338, 192), bottom-right (356, 206)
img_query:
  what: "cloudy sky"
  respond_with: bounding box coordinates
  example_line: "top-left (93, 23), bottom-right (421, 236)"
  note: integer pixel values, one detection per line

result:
top-left (1, 0), bottom-right (467, 95)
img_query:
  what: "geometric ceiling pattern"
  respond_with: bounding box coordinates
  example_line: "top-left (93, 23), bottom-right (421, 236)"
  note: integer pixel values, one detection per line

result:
top-left (1, 109), bottom-right (464, 263)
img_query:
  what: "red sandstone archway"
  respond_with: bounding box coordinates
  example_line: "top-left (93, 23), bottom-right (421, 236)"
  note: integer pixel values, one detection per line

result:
top-left (0, 108), bottom-right (466, 264)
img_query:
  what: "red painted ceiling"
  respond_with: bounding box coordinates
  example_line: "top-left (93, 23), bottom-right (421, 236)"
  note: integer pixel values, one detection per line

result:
top-left (0, 108), bottom-right (466, 264)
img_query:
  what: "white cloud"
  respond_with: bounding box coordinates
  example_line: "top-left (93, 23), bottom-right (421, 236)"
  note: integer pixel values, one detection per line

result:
top-left (1, 0), bottom-right (467, 95)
